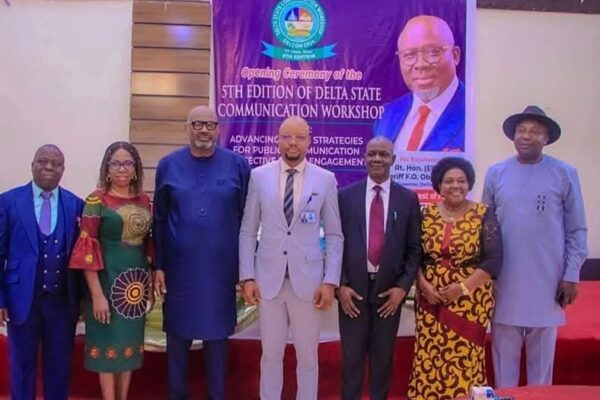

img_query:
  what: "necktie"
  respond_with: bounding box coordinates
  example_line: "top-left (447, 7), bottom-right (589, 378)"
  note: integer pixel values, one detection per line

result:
top-left (368, 185), bottom-right (384, 268)
top-left (406, 105), bottom-right (431, 151)
top-left (39, 191), bottom-right (53, 236)
top-left (283, 169), bottom-right (296, 226)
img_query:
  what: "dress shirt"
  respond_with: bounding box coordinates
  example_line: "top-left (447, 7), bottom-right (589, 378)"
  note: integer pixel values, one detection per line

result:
top-left (279, 158), bottom-right (307, 218)
top-left (394, 75), bottom-right (459, 152)
top-left (32, 181), bottom-right (59, 233)
top-left (365, 176), bottom-right (390, 273)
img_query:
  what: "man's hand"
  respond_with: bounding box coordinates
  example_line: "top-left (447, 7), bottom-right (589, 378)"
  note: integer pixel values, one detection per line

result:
top-left (556, 281), bottom-right (578, 308)
top-left (337, 285), bottom-right (363, 318)
top-left (241, 280), bottom-right (261, 306)
top-left (153, 270), bottom-right (167, 299)
top-left (377, 287), bottom-right (406, 318)
top-left (0, 308), bottom-right (9, 326)
top-left (313, 283), bottom-right (335, 311)
top-left (92, 295), bottom-right (111, 325)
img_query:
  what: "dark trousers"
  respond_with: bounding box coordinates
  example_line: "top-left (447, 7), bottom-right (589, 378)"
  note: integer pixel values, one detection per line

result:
top-left (339, 279), bottom-right (402, 400)
top-left (7, 293), bottom-right (76, 400)
top-left (167, 333), bottom-right (228, 400)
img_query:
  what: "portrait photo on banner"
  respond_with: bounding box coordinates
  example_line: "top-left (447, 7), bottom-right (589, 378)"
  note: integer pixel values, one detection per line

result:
top-left (213, 0), bottom-right (473, 202)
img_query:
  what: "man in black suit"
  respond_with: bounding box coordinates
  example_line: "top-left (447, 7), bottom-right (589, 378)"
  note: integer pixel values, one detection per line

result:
top-left (337, 137), bottom-right (422, 400)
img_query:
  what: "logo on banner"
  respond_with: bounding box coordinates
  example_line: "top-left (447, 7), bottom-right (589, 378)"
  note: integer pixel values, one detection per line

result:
top-left (262, 0), bottom-right (336, 61)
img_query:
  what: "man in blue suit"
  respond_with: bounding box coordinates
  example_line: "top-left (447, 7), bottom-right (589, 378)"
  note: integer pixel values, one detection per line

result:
top-left (374, 15), bottom-right (465, 152)
top-left (0, 144), bottom-right (84, 400)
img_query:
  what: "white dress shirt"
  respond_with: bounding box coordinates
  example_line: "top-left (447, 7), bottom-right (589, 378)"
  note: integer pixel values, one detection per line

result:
top-left (365, 176), bottom-right (391, 273)
top-left (393, 75), bottom-right (459, 152)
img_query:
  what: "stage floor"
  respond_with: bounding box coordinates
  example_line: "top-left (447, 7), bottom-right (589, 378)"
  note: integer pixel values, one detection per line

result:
top-left (1, 281), bottom-right (599, 399)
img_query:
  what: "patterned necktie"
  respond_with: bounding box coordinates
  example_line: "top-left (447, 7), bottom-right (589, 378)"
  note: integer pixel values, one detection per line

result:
top-left (368, 185), bottom-right (384, 268)
top-left (406, 105), bottom-right (431, 151)
top-left (283, 168), bottom-right (296, 226)
top-left (39, 191), bottom-right (53, 235)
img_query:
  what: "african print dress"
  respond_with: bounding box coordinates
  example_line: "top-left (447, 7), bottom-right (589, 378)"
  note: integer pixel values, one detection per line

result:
top-left (70, 191), bottom-right (153, 372)
top-left (407, 203), bottom-right (502, 400)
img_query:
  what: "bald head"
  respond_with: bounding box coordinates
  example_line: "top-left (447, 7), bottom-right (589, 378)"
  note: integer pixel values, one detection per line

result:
top-left (278, 116), bottom-right (311, 167)
top-left (33, 144), bottom-right (64, 162)
top-left (187, 105), bottom-right (217, 123)
top-left (367, 136), bottom-right (393, 150)
top-left (398, 15), bottom-right (455, 48)
top-left (279, 116), bottom-right (310, 136)
top-left (396, 15), bottom-right (460, 102)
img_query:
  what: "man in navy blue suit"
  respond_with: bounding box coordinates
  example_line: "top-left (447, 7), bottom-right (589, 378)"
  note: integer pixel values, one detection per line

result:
top-left (0, 144), bottom-right (84, 400)
top-left (374, 15), bottom-right (465, 152)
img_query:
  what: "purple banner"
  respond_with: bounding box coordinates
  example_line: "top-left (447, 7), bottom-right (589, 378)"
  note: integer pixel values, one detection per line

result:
top-left (213, 0), bottom-right (471, 202)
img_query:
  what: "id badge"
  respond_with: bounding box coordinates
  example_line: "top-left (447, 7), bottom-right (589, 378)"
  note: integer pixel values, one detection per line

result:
top-left (300, 211), bottom-right (317, 224)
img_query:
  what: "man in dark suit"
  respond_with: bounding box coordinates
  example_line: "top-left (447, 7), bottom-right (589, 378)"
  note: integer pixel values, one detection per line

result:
top-left (337, 137), bottom-right (422, 400)
top-left (0, 144), bottom-right (84, 400)
top-left (374, 15), bottom-right (465, 152)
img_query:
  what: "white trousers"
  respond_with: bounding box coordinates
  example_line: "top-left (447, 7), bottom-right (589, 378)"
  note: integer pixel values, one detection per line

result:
top-left (259, 279), bottom-right (323, 400)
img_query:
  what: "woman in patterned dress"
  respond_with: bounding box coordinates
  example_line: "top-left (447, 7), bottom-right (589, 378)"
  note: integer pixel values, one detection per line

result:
top-left (407, 157), bottom-right (502, 400)
top-left (70, 142), bottom-right (153, 400)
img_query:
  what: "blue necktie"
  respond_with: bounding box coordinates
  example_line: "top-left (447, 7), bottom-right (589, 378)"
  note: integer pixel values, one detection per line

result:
top-left (39, 191), bottom-right (52, 235)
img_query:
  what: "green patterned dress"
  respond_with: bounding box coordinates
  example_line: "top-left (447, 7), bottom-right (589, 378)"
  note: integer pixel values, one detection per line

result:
top-left (70, 190), bottom-right (152, 372)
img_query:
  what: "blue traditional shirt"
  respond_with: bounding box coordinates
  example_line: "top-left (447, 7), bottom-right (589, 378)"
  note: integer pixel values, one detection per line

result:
top-left (153, 146), bottom-right (251, 339)
top-left (482, 155), bottom-right (588, 327)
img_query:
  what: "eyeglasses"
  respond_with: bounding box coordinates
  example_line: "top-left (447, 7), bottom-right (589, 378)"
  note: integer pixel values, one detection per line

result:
top-left (279, 134), bottom-right (309, 144)
top-left (188, 120), bottom-right (218, 131)
top-left (108, 160), bottom-right (136, 170)
top-left (396, 45), bottom-right (452, 66)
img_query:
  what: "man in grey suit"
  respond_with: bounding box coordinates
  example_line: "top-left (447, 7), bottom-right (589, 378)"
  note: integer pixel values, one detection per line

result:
top-left (239, 116), bottom-right (343, 400)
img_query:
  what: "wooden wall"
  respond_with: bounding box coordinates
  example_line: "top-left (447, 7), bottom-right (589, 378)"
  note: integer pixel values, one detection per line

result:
top-left (130, 0), bottom-right (211, 194)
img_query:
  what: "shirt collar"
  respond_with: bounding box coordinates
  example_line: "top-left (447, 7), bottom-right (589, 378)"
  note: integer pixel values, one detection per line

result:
top-left (280, 158), bottom-right (307, 175)
top-left (32, 181), bottom-right (59, 199)
top-left (366, 176), bottom-right (391, 194)
top-left (410, 75), bottom-right (459, 119)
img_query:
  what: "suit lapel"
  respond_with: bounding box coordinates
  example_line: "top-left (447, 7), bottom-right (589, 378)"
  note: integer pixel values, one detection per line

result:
top-left (421, 82), bottom-right (465, 150)
top-left (356, 181), bottom-right (367, 246)
top-left (384, 183), bottom-right (398, 239)
top-left (59, 188), bottom-right (75, 249)
top-left (16, 183), bottom-right (39, 254)
top-left (291, 162), bottom-right (314, 228)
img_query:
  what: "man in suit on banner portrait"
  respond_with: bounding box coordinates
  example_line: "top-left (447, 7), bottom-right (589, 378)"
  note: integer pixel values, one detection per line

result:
top-left (0, 144), bottom-right (84, 399)
top-left (375, 15), bottom-right (465, 152)
top-left (337, 137), bottom-right (422, 400)
top-left (239, 116), bottom-right (343, 400)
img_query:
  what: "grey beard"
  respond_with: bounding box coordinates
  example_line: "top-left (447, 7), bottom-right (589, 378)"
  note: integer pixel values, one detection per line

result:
top-left (414, 87), bottom-right (440, 103)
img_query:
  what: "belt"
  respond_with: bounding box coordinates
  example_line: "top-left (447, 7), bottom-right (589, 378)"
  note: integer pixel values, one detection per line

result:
top-left (367, 272), bottom-right (378, 281)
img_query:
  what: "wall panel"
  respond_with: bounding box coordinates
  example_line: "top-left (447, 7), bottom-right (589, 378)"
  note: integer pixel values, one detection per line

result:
top-left (130, 0), bottom-right (211, 187)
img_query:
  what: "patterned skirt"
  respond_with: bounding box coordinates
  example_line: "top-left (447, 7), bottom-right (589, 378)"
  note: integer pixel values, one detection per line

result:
top-left (407, 263), bottom-right (494, 400)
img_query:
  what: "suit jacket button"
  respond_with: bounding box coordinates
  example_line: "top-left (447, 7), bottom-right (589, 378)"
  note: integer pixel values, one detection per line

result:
top-left (283, 251), bottom-right (287, 255)
top-left (287, 231), bottom-right (291, 235)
